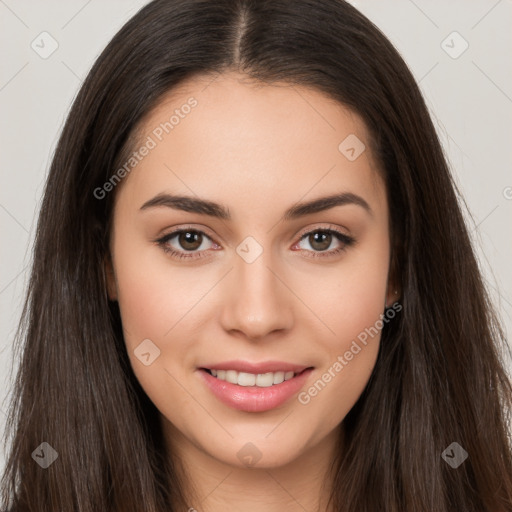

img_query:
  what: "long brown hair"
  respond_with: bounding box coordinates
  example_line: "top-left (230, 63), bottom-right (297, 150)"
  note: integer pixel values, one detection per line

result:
top-left (2, 0), bottom-right (512, 510)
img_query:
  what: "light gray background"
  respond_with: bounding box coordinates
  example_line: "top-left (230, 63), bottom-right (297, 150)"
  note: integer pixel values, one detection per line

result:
top-left (1, 0), bottom-right (511, 473)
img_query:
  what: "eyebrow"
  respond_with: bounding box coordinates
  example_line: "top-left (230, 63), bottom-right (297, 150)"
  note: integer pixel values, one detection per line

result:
top-left (139, 191), bottom-right (372, 220)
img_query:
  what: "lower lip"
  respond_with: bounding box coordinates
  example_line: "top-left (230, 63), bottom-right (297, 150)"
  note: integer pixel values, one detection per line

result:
top-left (199, 368), bottom-right (313, 412)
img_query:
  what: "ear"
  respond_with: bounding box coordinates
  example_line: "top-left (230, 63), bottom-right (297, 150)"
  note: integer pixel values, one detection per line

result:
top-left (385, 269), bottom-right (402, 309)
top-left (385, 283), bottom-right (400, 309)
top-left (385, 247), bottom-right (401, 308)
top-left (103, 253), bottom-right (118, 301)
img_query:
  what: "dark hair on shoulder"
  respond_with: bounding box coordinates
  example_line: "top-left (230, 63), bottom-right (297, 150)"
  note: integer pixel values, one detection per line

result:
top-left (2, 0), bottom-right (511, 511)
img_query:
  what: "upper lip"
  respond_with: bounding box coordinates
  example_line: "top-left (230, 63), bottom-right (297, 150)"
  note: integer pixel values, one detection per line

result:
top-left (200, 360), bottom-right (312, 374)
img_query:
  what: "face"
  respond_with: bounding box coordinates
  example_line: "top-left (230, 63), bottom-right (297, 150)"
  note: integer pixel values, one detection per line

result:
top-left (106, 71), bottom-right (394, 471)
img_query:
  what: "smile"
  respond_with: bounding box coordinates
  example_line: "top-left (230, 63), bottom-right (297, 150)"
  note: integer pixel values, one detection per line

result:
top-left (198, 365), bottom-right (314, 413)
top-left (205, 369), bottom-right (297, 387)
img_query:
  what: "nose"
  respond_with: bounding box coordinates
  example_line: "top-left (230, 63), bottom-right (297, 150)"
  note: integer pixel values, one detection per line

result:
top-left (219, 244), bottom-right (294, 341)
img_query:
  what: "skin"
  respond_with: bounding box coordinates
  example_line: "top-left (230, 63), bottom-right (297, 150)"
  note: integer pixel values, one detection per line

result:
top-left (106, 71), bottom-right (395, 512)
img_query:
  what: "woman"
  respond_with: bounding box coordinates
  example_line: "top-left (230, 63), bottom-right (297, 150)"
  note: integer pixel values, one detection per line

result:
top-left (1, 0), bottom-right (511, 510)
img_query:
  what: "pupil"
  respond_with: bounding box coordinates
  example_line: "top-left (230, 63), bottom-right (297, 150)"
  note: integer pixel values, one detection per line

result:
top-left (180, 231), bottom-right (201, 250)
top-left (311, 232), bottom-right (331, 251)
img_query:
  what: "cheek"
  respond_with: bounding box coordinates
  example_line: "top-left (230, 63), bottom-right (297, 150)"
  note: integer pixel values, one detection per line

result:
top-left (112, 244), bottom-right (203, 415)
top-left (113, 239), bottom-right (206, 348)
top-left (308, 233), bottom-right (390, 350)
top-left (115, 263), bottom-right (172, 346)
top-left (296, 235), bottom-right (389, 417)
top-left (112, 233), bottom-right (221, 402)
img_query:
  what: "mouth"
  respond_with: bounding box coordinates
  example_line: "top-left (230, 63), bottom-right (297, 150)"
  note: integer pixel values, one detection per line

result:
top-left (202, 368), bottom-right (305, 387)
top-left (198, 365), bottom-right (314, 413)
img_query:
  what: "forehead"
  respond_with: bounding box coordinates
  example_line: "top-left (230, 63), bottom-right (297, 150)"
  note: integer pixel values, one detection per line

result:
top-left (114, 71), bottom-right (386, 219)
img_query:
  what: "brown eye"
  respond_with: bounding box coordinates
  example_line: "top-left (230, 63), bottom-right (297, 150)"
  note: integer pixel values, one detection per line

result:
top-left (294, 228), bottom-right (355, 260)
top-left (177, 230), bottom-right (203, 251)
top-left (307, 231), bottom-right (333, 252)
top-left (156, 228), bottom-right (218, 260)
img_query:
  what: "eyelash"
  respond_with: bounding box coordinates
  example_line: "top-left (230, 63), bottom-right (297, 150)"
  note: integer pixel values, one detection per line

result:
top-left (155, 225), bottom-right (355, 261)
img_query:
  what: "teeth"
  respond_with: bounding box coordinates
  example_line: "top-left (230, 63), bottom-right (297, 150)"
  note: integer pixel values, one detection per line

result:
top-left (208, 369), bottom-right (298, 387)
top-left (256, 373), bottom-right (274, 387)
top-left (226, 370), bottom-right (238, 384)
top-left (238, 372), bottom-right (256, 386)
top-left (273, 371), bottom-right (284, 385)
